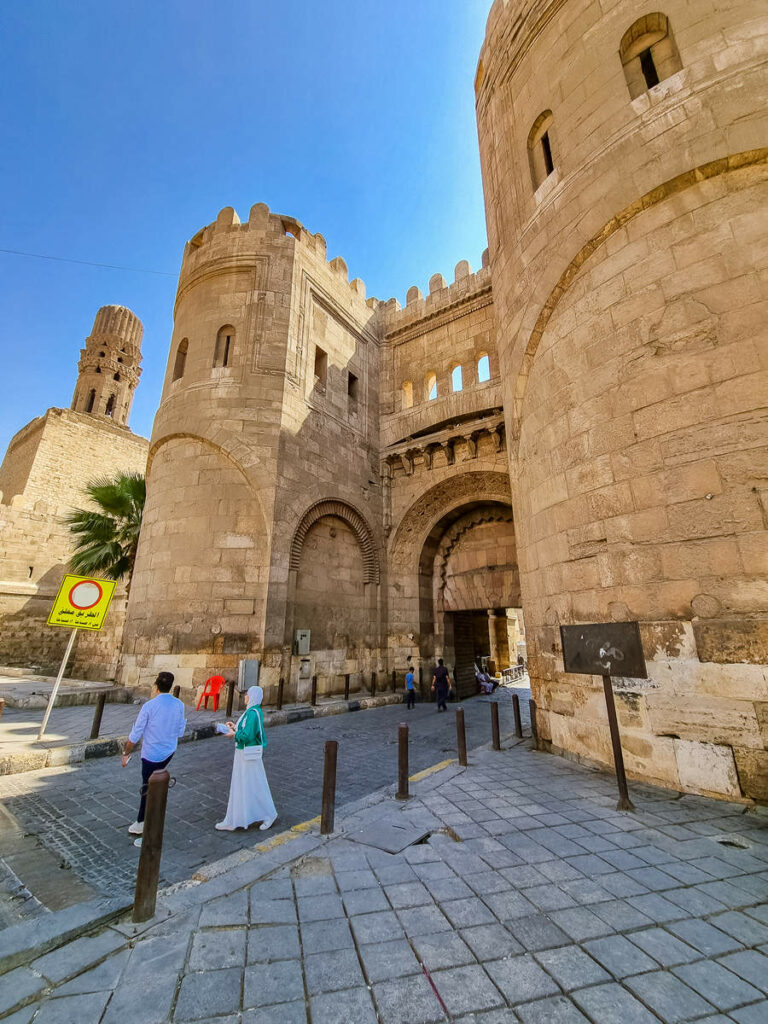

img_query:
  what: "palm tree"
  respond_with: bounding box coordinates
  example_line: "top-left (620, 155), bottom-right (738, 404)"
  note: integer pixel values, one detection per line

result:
top-left (64, 472), bottom-right (146, 588)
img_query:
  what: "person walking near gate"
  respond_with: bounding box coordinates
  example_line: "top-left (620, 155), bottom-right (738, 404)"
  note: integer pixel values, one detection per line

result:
top-left (121, 671), bottom-right (186, 847)
top-left (405, 665), bottom-right (416, 710)
top-left (432, 658), bottom-right (452, 712)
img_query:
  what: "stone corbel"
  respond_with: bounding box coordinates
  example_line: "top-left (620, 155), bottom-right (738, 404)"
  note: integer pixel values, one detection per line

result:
top-left (441, 441), bottom-right (455, 466)
top-left (491, 424), bottom-right (505, 452)
top-left (400, 451), bottom-right (414, 475)
top-left (423, 445), bottom-right (434, 471)
top-left (464, 433), bottom-right (479, 460)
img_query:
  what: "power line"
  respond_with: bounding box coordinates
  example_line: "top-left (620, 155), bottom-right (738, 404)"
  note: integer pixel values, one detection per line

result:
top-left (0, 247), bottom-right (176, 277)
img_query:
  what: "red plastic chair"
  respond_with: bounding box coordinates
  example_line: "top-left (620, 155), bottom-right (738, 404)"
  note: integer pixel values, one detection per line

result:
top-left (196, 675), bottom-right (226, 711)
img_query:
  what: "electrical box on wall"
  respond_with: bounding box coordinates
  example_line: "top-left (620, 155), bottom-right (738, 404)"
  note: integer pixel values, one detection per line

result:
top-left (295, 629), bottom-right (310, 655)
top-left (237, 659), bottom-right (260, 692)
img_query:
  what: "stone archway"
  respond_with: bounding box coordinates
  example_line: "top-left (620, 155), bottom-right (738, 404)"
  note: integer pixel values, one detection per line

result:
top-left (290, 498), bottom-right (380, 584)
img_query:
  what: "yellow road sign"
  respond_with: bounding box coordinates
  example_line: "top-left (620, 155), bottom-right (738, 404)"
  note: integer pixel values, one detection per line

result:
top-left (47, 574), bottom-right (117, 630)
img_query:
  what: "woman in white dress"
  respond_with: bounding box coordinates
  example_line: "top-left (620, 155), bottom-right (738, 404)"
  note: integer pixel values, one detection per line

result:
top-left (215, 685), bottom-right (277, 831)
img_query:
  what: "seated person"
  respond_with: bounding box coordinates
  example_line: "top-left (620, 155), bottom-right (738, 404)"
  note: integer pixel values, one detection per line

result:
top-left (475, 666), bottom-right (496, 694)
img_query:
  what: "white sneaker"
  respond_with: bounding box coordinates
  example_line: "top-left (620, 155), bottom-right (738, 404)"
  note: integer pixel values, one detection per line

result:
top-left (259, 817), bottom-right (276, 831)
top-left (128, 821), bottom-right (144, 835)
top-left (215, 822), bottom-right (234, 831)
top-left (133, 837), bottom-right (142, 848)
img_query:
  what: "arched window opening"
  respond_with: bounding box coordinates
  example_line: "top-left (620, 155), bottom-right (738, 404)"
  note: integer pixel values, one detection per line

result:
top-left (620, 13), bottom-right (682, 99)
top-left (95, 365), bottom-right (101, 374)
top-left (477, 354), bottom-right (491, 383)
top-left (314, 345), bottom-right (328, 385)
top-left (117, 357), bottom-right (123, 364)
top-left (528, 111), bottom-right (556, 191)
top-left (113, 372), bottom-right (120, 382)
top-left (426, 372), bottom-right (438, 401)
top-left (85, 390), bottom-right (96, 413)
top-left (105, 394), bottom-right (115, 417)
top-left (213, 325), bottom-right (235, 368)
top-left (99, 351), bottom-right (105, 357)
top-left (402, 381), bottom-right (413, 410)
top-left (173, 338), bottom-right (188, 382)
top-left (451, 364), bottom-right (463, 393)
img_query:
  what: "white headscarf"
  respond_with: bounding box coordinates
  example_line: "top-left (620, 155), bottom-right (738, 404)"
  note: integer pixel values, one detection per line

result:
top-left (247, 685), bottom-right (263, 707)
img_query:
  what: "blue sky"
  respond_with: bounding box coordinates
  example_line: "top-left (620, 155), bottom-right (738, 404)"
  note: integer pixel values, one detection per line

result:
top-left (0, 0), bottom-right (491, 449)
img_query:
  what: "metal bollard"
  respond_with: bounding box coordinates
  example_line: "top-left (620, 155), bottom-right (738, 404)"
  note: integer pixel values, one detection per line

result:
top-left (512, 693), bottom-right (523, 739)
top-left (529, 699), bottom-right (539, 749)
top-left (456, 707), bottom-right (468, 766)
top-left (172, 685), bottom-right (181, 699)
top-left (89, 691), bottom-right (107, 740)
top-left (371, 671), bottom-right (377, 698)
top-left (491, 702), bottom-right (501, 751)
top-left (392, 669), bottom-right (397, 693)
top-left (344, 673), bottom-right (350, 701)
top-left (0, 697), bottom-right (4, 720)
top-left (225, 680), bottom-right (235, 718)
top-left (397, 723), bottom-right (409, 799)
top-left (277, 677), bottom-right (284, 711)
top-left (132, 769), bottom-right (170, 922)
top-left (320, 740), bottom-right (338, 835)
top-left (311, 675), bottom-right (318, 707)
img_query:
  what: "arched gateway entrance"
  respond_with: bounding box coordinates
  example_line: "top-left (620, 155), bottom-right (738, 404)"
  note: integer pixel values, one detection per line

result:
top-left (389, 471), bottom-right (524, 697)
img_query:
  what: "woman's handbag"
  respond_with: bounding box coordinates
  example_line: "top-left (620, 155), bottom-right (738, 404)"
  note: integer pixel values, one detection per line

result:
top-left (243, 744), bottom-right (263, 761)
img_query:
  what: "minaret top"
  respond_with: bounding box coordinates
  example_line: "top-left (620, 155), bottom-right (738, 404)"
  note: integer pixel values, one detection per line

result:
top-left (71, 305), bottom-right (143, 427)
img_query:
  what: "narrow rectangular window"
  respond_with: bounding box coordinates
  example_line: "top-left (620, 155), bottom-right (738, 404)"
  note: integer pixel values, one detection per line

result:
top-left (347, 372), bottom-right (359, 400)
top-left (222, 335), bottom-right (231, 367)
top-left (314, 346), bottom-right (327, 384)
top-left (639, 47), bottom-right (660, 89)
top-left (541, 131), bottom-right (554, 177)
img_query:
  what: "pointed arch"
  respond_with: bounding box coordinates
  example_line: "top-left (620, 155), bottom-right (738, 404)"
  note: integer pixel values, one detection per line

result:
top-left (290, 499), bottom-right (379, 584)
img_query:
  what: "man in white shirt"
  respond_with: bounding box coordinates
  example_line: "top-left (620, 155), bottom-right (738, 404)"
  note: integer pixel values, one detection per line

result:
top-left (122, 672), bottom-right (186, 842)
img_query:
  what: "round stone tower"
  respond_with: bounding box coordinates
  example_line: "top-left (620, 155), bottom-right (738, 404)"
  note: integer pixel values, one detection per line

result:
top-left (72, 304), bottom-right (143, 426)
top-left (476, 1), bottom-right (768, 800)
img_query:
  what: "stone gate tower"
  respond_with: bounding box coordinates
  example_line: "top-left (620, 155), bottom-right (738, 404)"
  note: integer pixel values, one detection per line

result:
top-left (71, 304), bottom-right (143, 426)
top-left (476, 0), bottom-right (768, 800)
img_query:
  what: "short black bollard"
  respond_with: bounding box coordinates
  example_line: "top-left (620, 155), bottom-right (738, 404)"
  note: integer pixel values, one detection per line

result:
top-left (89, 691), bottom-right (107, 740)
top-left (529, 699), bottom-right (539, 749)
top-left (456, 707), bottom-right (468, 766)
top-left (344, 673), bottom-right (350, 701)
top-left (172, 685), bottom-right (181, 699)
top-left (397, 723), bottom-right (409, 799)
top-left (320, 740), bottom-right (338, 835)
top-left (371, 671), bottom-right (377, 698)
top-left (491, 702), bottom-right (501, 751)
top-left (311, 675), bottom-right (318, 706)
top-left (392, 669), bottom-right (397, 693)
top-left (277, 677), bottom-right (285, 710)
top-left (132, 768), bottom-right (170, 923)
top-left (225, 679), bottom-right (235, 718)
top-left (512, 693), bottom-right (523, 739)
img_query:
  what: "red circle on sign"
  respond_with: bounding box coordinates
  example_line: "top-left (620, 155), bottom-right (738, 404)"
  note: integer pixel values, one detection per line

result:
top-left (69, 580), bottom-right (103, 610)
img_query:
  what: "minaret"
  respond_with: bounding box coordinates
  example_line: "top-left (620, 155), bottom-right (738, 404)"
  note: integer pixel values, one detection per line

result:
top-left (71, 305), bottom-right (143, 427)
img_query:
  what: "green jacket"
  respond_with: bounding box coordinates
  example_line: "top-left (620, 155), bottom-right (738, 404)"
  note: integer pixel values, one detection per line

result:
top-left (234, 706), bottom-right (267, 750)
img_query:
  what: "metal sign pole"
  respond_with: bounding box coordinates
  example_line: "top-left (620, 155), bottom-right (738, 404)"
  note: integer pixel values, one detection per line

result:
top-left (602, 673), bottom-right (635, 812)
top-left (37, 628), bottom-right (78, 741)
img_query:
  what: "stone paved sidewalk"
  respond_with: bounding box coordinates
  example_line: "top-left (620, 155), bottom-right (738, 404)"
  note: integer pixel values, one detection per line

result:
top-left (2, 719), bottom-right (767, 1023)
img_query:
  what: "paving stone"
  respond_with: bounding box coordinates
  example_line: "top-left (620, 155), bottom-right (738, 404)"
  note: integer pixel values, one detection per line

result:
top-left (304, 947), bottom-right (365, 994)
top-left (673, 959), bottom-right (763, 1011)
top-left (663, 887), bottom-right (726, 917)
top-left (431, 964), bottom-right (504, 1016)
top-left (441, 896), bottom-right (497, 928)
top-left (571, 981), bottom-right (666, 1024)
top-left (102, 966), bottom-right (181, 1024)
top-left (242, 1003), bottom-right (308, 1024)
top-left (188, 928), bottom-right (246, 970)
top-left (252, 899), bottom-right (297, 925)
top-left (0, 1007), bottom-right (37, 1024)
top-left (200, 890), bottom-right (248, 927)
top-left (507, 914), bottom-right (571, 951)
top-left (358, 937), bottom-right (422, 982)
top-left (0, 966), bottom-right (46, 1016)
top-left (374, 863), bottom-right (418, 885)
top-left (482, 890), bottom-right (537, 921)
top-left (426, 876), bottom-right (475, 901)
top-left (334, 868), bottom-right (378, 891)
top-left (31, 992), bottom-right (111, 1024)
top-left (534, 945), bottom-right (611, 990)
top-left (599, 872), bottom-right (650, 898)
top-left (351, 909), bottom-right (406, 944)
top-left (516, 994), bottom-right (591, 1024)
top-left (310, 987), bottom-right (378, 1024)
top-left (174, 968), bottom-right (242, 1021)
top-left (583, 934), bottom-right (657, 978)
top-left (300, 917), bottom-right (355, 953)
top-left (625, 893), bottom-right (685, 924)
top-left (710, 911), bottom-right (768, 946)
top-left (247, 924), bottom-right (300, 963)
top-left (521, 885), bottom-right (578, 912)
top-left (373, 973), bottom-right (446, 1024)
top-left (293, 873), bottom-right (337, 897)
top-left (384, 881), bottom-right (433, 909)
top-left (249, 879), bottom-right (293, 901)
top-left (628, 926), bottom-right (701, 966)
top-left (625, 866), bottom-right (679, 891)
top-left (32, 928), bottom-right (127, 984)
top-left (559, 878), bottom-right (613, 905)
top-left (243, 959), bottom-right (304, 1008)
top-left (625, 970), bottom-right (715, 1022)
top-left (297, 894), bottom-right (344, 922)
top-left (717, 949), bottom-right (768, 992)
top-left (667, 918), bottom-right (745, 955)
top-left (412, 929), bottom-right (477, 970)
top-left (548, 907), bottom-right (614, 942)
top-left (452, 1009), bottom-right (520, 1024)
top-left (461, 923), bottom-right (523, 960)
top-left (590, 899), bottom-right (653, 931)
top-left (55, 948), bottom-right (130, 995)
top-left (730, 1002), bottom-right (768, 1024)
top-left (397, 904), bottom-right (452, 937)
top-left (343, 887), bottom-right (390, 915)
top-left (485, 954), bottom-right (560, 1003)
